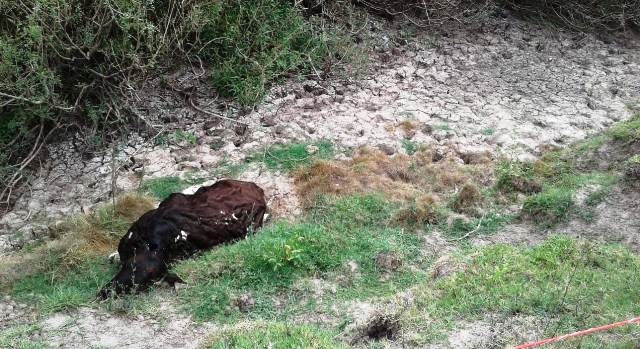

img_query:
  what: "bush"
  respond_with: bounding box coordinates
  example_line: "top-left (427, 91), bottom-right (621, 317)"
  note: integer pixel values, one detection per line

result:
top-left (501, 0), bottom-right (640, 32)
top-left (200, 0), bottom-right (329, 105)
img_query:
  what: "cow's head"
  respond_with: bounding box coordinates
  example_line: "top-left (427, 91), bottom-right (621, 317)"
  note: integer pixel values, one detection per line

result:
top-left (97, 251), bottom-right (182, 299)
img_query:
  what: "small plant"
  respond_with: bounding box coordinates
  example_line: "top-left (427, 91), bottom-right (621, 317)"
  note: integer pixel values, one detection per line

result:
top-left (495, 160), bottom-right (541, 193)
top-left (624, 154), bottom-right (640, 179)
top-left (609, 114), bottom-right (640, 142)
top-left (258, 140), bottom-right (334, 171)
top-left (450, 183), bottom-right (482, 214)
top-left (170, 130), bottom-right (197, 146)
top-left (402, 139), bottom-right (418, 155)
top-left (481, 127), bottom-right (495, 136)
top-left (522, 187), bottom-right (574, 226)
top-left (395, 194), bottom-right (444, 226)
top-left (140, 176), bottom-right (186, 200)
top-left (261, 234), bottom-right (306, 271)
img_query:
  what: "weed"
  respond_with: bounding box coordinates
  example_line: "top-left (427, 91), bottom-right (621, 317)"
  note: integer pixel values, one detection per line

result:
top-left (608, 114), bottom-right (640, 142)
top-left (395, 195), bottom-right (445, 226)
top-left (257, 140), bottom-right (334, 171)
top-left (205, 322), bottom-right (346, 349)
top-left (624, 154), bottom-right (640, 179)
top-left (450, 183), bottom-right (482, 214)
top-left (522, 187), bottom-right (574, 227)
top-left (139, 176), bottom-right (186, 200)
top-left (401, 139), bottom-right (418, 155)
top-left (170, 130), bottom-right (197, 146)
top-left (495, 160), bottom-right (541, 194)
top-left (441, 213), bottom-right (512, 239)
top-left (0, 324), bottom-right (45, 349)
top-left (481, 127), bottom-right (495, 136)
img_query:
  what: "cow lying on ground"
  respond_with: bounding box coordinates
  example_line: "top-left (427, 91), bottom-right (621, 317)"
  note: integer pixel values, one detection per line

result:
top-left (98, 180), bottom-right (267, 299)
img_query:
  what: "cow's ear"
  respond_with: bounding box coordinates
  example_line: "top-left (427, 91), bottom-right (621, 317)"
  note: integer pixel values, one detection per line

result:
top-left (163, 272), bottom-right (185, 286)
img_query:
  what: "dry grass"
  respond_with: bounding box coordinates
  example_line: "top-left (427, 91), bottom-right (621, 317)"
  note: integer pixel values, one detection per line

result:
top-left (0, 194), bottom-right (155, 290)
top-left (294, 147), bottom-right (494, 215)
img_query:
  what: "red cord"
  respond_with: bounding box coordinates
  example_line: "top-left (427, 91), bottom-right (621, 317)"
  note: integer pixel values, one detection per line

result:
top-left (514, 316), bottom-right (640, 349)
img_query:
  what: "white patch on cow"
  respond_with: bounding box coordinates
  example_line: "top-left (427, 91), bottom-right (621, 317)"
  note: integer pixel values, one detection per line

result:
top-left (175, 230), bottom-right (189, 243)
top-left (127, 231), bottom-right (133, 239)
top-left (108, 251), bottom-right (120, 264)
top-left (220, 210), bottom-right (225, 214)
top-left (231, 213), bottom-right (238, 220)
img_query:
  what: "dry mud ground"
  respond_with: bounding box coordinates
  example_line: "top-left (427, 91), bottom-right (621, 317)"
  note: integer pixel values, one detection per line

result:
top-left (1, 14), bottom-right (640, 349)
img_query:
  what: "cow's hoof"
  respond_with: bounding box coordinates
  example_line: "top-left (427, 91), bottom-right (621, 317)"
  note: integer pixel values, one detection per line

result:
top-left (108, 251), bottom-right (120, 264)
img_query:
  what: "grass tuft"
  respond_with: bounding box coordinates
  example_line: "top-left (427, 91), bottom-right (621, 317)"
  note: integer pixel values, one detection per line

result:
top-left (258, 140), bottom-right (334, 172)
top-left (205, 322), bottom-right (347, 349)
top-left (139, 176), bottom-right (186, 200)
top-left (521, 187), bottom-right (574, 227)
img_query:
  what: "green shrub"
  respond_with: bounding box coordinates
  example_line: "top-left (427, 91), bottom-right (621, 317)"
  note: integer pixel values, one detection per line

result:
top-left (609, 115), bottom-right (640, 142)
top-left (522, 187), bottom-right (574, 226)
top-left (200, 0), bottom-right (329, 105)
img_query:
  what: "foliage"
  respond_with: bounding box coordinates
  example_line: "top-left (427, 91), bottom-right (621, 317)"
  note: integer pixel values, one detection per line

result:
top-left (200, 0), bottom-right (330, 105)
top-left (140, 176), bottom-right (186, 200)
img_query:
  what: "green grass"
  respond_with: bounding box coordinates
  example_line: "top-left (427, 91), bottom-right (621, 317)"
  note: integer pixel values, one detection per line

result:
top-left (608, 114), bottom-right (640, 142)
top-left (255, 140), bottom-right (334, 171)
top-left (481, 127), bottom-right (495, 136)
top-left (175, 195), bottom-right (425, 322)
top-left (401, 139), bottom-right (418, 155)
top-left (409, 236), bottom-right (640, 347)
top-left (0, 324), bottom-right (46, 349)
top-left (11, 256), bottom-right (116, 313)
top-left (139, 176), bottom-right (186, 200)
top-left (205, 322), bottom-right (347, 349)
top-left (522, 187), bottom-right (574, 227)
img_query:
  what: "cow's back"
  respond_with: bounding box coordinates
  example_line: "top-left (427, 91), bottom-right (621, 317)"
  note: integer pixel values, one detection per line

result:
top-left (159, 180), bottom-right (267, 249)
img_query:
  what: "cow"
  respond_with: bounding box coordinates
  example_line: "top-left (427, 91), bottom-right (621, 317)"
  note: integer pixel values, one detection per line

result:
top-left (98, 179), bottom-right (267, 299)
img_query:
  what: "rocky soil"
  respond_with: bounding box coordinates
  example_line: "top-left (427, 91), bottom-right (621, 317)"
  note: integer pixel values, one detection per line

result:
top-left (1, 13), bottom-right (639, 349)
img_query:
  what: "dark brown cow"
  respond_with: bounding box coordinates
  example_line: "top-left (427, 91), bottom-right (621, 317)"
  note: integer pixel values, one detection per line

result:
top-left (98, 180), bottom-right (267, 299)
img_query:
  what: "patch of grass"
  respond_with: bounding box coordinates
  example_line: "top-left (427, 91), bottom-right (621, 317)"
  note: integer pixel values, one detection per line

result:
top-left (481, 127), bottom-right (495, 136)
top-left (521, 187), bottom-right (574, 227)
top-left (495, 160), bottom-right (541, 193)
top-left (139, 176), bottom-right (186, 200)
top-left (409, 236), bottom-right (640, 346)
top-left (0, 324), bottom-right (46, 349)
top-left (434, 123), bottom-right (451, 131)
top-left (205, 322), bottom-right (347, 349)
top-left (401, 139), bottom-right (418, 155)
top-left (12, 257), bottom-right (116, 313)
top-left (175, 195), bottom-right (424, 322)
top-left (2, 194), bottom-right (154, 312)
top-left (170, 130), bottom-right (197, 146)
top-left (257, 140), bottom-right (334, 172)
top-left (608, 114), bottom-right (640, 142)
